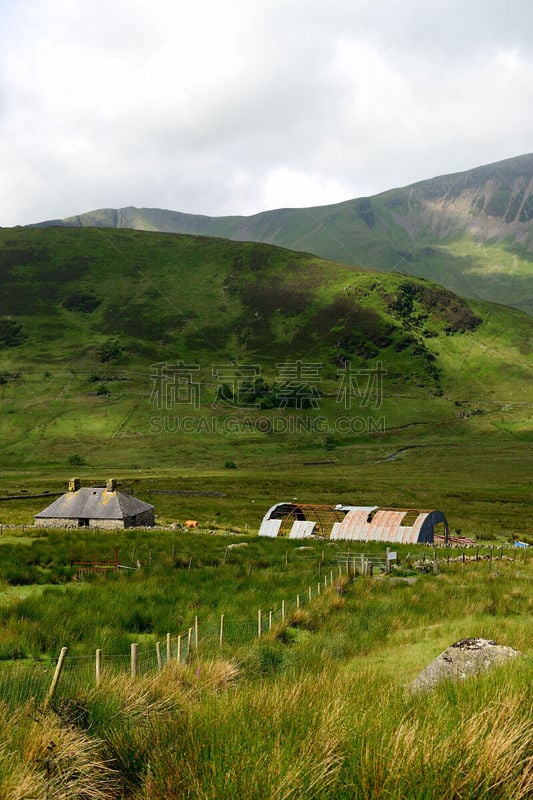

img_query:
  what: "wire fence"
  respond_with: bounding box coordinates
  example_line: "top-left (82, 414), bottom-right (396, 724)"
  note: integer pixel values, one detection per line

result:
top-left (0, 544), bottom-right (524, 708)
top-left (0, 562), bottom-right (357, 707)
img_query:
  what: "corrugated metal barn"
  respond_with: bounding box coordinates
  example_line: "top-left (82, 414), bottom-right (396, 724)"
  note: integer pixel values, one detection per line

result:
top-left (34, 478), bottom-right (155, 529)
top-left (258, 502), bottom-right (449, 544)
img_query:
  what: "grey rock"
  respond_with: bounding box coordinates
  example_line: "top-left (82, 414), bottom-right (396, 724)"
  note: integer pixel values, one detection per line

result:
top-left (411, 638), bottom-right (521, 692)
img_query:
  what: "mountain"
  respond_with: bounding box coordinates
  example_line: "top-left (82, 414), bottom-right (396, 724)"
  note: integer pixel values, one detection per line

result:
top-left (0, 226), bottom-right (531, 476)
top-left (31, 154), bottom-right (533, 316)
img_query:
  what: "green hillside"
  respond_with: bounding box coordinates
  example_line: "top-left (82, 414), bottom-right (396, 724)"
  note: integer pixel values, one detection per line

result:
top-left (0, 226), bottom-right (532, 534)
top-left (32, 154), bottom-right (533, 316)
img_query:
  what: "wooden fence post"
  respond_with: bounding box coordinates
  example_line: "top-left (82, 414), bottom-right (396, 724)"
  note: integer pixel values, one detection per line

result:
top-left (194, 616), bottom-right (199, 650)
top-left (296, 594), bottom-right (300, 609)
top-left (166, 633), bottom-right (171, 663)
top-left (131, 643), bottom-right (138, 678)
top-left (95, 648), bottom-right (102, 686)
top-left (43, 647), bottom-right (68, 709)
top-left (258, 609), bottom-right (262, 638)
top-left (269, 610), bottom-right (273, 630)
top-left (156, 641), bottom-right (162, 672)
top-left (177, 634), bottom-right (182, 664)
top-left (281, 600), bottom-right (285, 622)
top-left (187, 628), bottom-right (192, 660)
top-left (219, 614), bottom-right (224, 646)
top-left (317, 582), bottom-right (321, 596)
top-left (308, 586), bottom-right (312, 602)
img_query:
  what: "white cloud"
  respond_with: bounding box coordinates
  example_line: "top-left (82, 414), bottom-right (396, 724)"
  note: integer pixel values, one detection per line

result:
top-left (0, 0), bottom-right (531, 225)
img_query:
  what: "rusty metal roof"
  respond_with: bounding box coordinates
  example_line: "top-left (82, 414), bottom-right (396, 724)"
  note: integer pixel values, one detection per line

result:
top-left (259, 501), bottom-right (448, 543)
top-left (335, 508), bottom-right (448, 544)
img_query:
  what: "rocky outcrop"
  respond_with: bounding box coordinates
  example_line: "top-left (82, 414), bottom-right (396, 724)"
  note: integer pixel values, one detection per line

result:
top-left (411, 638), bottom-right (522, 692)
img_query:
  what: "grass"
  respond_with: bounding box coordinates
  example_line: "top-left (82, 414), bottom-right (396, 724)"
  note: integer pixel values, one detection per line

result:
top-left (0, 227), bottom-right (531, 536)
top-left (0, 224), bottom-right (530, 795)
top-left (0, 554), bottom-right (529, 799)
top-left (2, 436), bottom-right (532, 535)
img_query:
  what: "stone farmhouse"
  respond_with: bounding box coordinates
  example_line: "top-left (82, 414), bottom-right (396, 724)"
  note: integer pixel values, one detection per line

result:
top-left (34, 478), bottom-right (155, 529)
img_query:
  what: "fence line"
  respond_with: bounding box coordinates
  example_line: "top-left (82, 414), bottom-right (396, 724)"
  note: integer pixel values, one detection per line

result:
top-left (8, 561), bottom-right (354, 706)
top-left (1, 544), bottom-right (520, 706)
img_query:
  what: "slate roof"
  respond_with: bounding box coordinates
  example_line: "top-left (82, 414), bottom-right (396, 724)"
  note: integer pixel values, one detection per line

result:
top-left (35, 487), bottom-right (154, 520)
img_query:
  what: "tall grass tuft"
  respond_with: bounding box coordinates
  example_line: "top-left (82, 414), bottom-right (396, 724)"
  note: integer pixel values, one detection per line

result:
top-left (341, 661), bottom-right (533, 800)
top-left (0, 701), bottom-right (119, 799)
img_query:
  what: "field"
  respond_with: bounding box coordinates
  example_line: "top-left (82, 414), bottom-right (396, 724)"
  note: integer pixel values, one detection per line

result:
top-left (0, 225), bottom-right (531, 796)
top-left (0, 226), bottom-right (531, 538)
top-left (1, 430), bottom-right (532, 538)
top-left (0, 527), bottom-right (530, 799)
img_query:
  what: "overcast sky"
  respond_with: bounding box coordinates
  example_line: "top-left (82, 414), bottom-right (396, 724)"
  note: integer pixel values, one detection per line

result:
top-left (0, 0), bottom-right (532, 226)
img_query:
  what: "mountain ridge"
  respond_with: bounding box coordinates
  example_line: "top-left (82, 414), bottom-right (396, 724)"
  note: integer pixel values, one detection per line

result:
top-left (29, 153), bottom-right (533, 315)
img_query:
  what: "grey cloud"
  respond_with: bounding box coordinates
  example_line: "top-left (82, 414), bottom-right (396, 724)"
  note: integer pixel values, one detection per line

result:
top-left (0, 0), bottom-right (531, 225)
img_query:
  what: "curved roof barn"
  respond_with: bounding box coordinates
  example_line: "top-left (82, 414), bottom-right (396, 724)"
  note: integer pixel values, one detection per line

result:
top-left (258, 502), bottom-right (448, 544)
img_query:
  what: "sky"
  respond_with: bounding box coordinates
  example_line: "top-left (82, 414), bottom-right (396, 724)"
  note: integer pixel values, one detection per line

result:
top-left (0, 0), bottom-right (532, 226)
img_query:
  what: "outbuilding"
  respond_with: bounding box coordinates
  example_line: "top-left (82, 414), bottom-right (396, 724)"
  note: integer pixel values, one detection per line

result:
top-left (258, 502), bottom-right (449, 544)
top-left (34, 478), bottom-right (155, 529)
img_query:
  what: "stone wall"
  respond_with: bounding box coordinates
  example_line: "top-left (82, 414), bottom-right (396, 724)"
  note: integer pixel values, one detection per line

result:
top-left (34, 517), bottom-right (75, 528)
top-left (89, 518), bottom-right (125, 530)
top-left (34, 515), bottom-right (154, 529)
top-left (34, 517), bottom-right (125, 529)
top-left (126, 509), bottom-right (155, 528)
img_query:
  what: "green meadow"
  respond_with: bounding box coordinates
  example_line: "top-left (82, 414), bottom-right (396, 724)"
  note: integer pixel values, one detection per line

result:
top-left (0, 226), bottom-right (531, 797)
top-left (0, 226), bottom-right (531, 536)
top-left (0, 530), bottom-right (530, 799)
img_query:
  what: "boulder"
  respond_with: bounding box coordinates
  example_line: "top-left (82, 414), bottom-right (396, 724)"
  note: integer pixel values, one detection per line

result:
top-left (411, 637), bottom-right (521, 692)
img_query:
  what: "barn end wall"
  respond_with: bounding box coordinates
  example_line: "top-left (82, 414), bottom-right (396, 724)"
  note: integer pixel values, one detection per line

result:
top-left (125, 509), bottom-right (155, 528)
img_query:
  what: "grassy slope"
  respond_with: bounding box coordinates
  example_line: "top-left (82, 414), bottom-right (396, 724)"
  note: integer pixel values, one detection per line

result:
top-left (0, 226), bottom-right (532, 534)
top-left (35, 154), bottom-right (533, 315)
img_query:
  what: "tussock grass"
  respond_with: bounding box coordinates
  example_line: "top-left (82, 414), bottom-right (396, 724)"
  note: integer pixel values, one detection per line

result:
top-left (340, 663), bottom-right (533, 800)
top-left (0, 547), bottom-right (530, 797)
top-left (0, 701), bottom-right (119, 799)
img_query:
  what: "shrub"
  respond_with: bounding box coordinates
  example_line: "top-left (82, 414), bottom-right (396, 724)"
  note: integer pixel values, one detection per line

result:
top-left (0, 318), bottom-right (26, 348)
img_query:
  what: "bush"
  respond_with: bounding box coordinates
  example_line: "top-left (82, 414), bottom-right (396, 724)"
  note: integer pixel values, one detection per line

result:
top-left (0, 318), bottom-right (26, 348)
